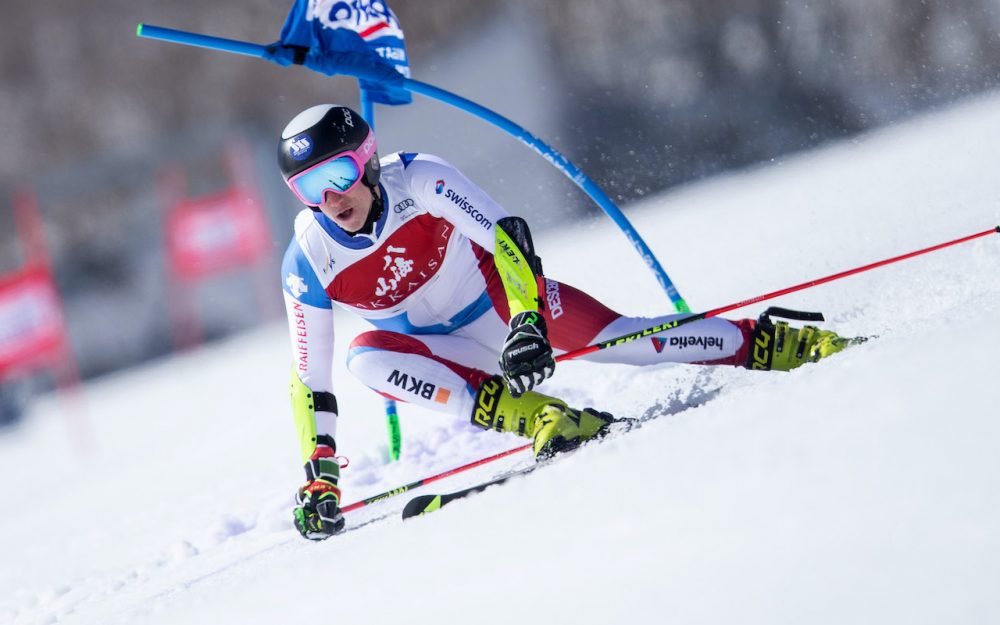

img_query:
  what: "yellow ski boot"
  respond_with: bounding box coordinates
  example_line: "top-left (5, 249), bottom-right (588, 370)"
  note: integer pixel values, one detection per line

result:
top-left (470, 376), bottom-right (615, 458)
top-left (746, 307), bottom-right (866, 371)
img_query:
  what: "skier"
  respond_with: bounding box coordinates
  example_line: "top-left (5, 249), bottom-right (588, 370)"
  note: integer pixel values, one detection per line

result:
top-left (279, 104), bottom-right (854, 539)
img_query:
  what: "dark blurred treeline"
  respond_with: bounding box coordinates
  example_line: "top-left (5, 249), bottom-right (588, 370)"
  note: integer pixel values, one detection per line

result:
top-left (0, 0), bottom-right (487, 185)
top-left (3, 1), bottom-right (999, 208)
top-left (541, 0), bottom-right (1000, 200)
top-left (1, 0), bottom-right (999, 389)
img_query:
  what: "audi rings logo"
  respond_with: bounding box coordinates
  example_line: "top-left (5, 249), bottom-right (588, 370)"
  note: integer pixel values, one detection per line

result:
top-left (393, 198), bottom-right (415, 213)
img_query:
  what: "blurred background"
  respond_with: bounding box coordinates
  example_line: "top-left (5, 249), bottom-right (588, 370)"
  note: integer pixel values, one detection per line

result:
top-left (2, 0), bottom-right (999, 425)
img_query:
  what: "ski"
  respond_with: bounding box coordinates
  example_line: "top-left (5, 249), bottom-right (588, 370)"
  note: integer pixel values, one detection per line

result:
top-left (400, 429), bottom-right (620, 520)
top-left (400, 384), bottom-right (724, 520)
top-left (401, 463), bottom-right (542, 519)
top-left (400, 419), bottom-right (639, 519)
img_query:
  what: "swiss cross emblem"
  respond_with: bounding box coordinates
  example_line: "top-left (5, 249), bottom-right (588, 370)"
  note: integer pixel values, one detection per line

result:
top-left (286, 273), bottom-right (309, 298)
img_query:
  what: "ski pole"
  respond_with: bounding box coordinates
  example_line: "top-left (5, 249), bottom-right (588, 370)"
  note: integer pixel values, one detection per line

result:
top-left (557, 225), bottom-right (1000, 362)
top-left (341, 443), bottom-right (532, 514)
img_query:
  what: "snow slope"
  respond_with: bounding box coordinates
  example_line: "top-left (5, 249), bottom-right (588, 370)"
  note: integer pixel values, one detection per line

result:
top-left (2, 92), bottom-right (999, 625)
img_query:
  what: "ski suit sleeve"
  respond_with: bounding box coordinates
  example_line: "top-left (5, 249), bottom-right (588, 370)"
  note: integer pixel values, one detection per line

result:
top-left (404, 153), bottom-right (543, 315)
top-left (281, 230), bottom-right (338, 462)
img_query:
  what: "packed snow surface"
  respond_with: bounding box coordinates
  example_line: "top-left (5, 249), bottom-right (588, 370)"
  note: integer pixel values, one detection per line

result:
top-left (2, 93), bottom-right (999, 625)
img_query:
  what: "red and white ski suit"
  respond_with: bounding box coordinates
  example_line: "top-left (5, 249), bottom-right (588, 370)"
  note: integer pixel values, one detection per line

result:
top-left (282, 152), bottom-right (753, 439)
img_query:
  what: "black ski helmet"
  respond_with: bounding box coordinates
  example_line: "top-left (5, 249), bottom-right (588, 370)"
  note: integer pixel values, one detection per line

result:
top-left (277, 104), bottom-right (380, 203)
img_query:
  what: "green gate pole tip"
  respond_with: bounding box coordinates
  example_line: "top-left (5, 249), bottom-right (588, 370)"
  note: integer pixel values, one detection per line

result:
top-left (385, 404), bottom-right (401, 462)
top-left (136, 23), bottom-right (144, 37)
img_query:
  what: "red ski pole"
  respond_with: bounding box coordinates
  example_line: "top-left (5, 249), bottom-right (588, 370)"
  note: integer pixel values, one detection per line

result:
top-left (557, 225), bottom-right (1000, 362)
top-left (342, 443), bottom-right (532, 514)
top-left (343, 226), bottom-right (998, 513)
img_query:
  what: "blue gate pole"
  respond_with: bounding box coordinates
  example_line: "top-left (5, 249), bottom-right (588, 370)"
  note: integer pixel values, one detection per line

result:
top-left (135, 24), bottom-right (691, 313)
top-left (359, 89), bottom-right (375, 130)
top-left (400, 79), bottom-right (690, 313)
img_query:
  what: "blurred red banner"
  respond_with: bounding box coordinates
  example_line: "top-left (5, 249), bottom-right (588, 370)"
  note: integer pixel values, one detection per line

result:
top-left (0, 264), bottom-right (69, 379)
top-left (165, 186), bottom-right (271, 281)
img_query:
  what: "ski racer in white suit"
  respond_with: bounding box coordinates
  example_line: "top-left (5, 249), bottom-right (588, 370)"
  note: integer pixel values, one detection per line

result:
top-left (279, 104), bottom-right (853, 539)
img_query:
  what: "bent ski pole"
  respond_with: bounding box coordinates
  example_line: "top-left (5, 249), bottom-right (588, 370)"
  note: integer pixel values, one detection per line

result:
top-left (558, 225), bottom-right (1000, 362)
top-left (135, 23), bottom-right (689, 313)
top-left (341, 443), bottom-right (532, 514)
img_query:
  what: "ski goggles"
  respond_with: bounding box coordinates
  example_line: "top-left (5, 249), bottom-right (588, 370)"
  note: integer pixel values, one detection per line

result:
top-left (286, 130), bottom-right (377, 205)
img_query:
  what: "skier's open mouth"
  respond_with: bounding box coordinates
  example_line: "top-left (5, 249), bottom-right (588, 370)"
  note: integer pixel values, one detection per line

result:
top-left (336, 207), bottom-right (354, 221)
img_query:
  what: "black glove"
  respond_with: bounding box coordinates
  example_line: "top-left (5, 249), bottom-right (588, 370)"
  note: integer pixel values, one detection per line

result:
top-left (499, 311), bottom-right (555, 397)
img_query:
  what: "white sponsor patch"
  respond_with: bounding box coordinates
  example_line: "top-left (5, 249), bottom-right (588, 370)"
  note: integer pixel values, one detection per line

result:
top-left (545, 279), bottom-right (564, 319)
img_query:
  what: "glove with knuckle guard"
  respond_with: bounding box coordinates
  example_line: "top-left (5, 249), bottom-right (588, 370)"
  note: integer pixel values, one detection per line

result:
top-left (499, 311), bottom-right (555, 397)
top-left (293, 444), bottom-right (346, 540)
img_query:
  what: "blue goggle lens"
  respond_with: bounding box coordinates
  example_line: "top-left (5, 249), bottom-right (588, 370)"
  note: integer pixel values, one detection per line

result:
top-left (292, 156), bottom-right (362, 204)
